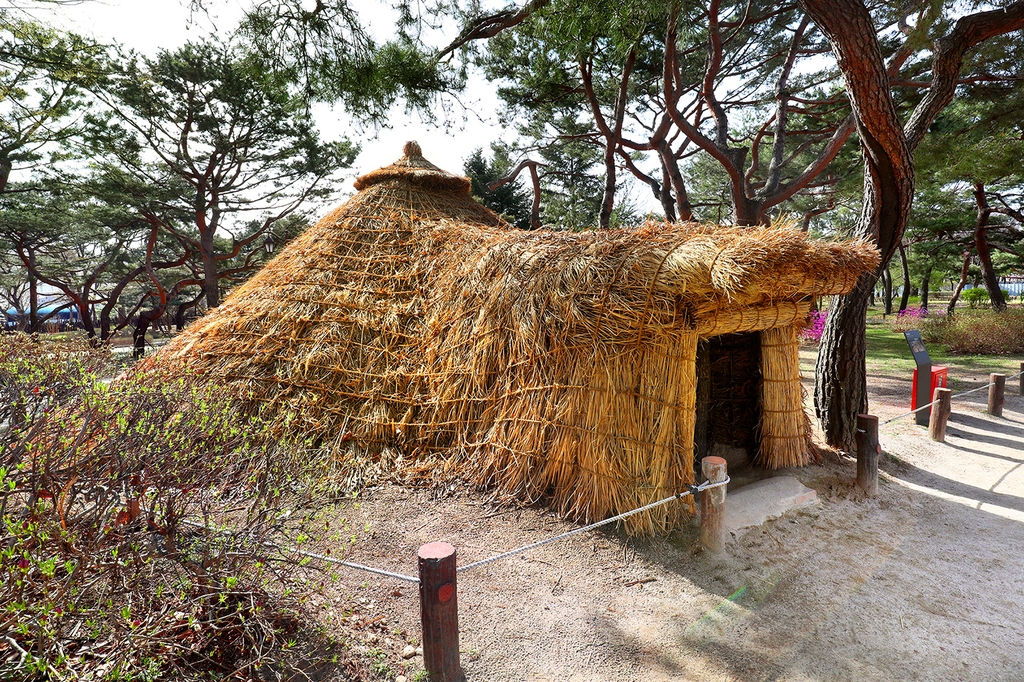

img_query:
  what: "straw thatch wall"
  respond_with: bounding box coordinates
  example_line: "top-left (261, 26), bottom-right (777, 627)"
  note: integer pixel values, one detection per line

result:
top-left (144, 142), bottom-right (879, 533)
top-left (759, 324), bottom-right (813, 468)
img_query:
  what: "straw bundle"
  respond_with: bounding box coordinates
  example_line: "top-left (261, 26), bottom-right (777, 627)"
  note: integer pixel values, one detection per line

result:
top-left (758, 324), bottom-right (814, 468)
top-left (142, 142), bottom-right (878, 533)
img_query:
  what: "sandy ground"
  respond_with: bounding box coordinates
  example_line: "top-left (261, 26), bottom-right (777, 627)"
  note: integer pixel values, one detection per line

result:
top-left (311, 350), bottom-right (1024, 682)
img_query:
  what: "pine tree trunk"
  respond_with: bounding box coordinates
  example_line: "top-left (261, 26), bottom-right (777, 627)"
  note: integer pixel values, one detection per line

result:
top-left (898, 243), bottom-right (911, 312)
top-left (133, 307), bottom-right (164, 359)
top-left (201, 231), bottom-right (220, 308)
top-left (882, 269), bottom-right (893, 315)
top-left (733, 195), bottom-right (764, 227)
top-left (947, 251), bottom-right (971, 316)
top-left (28, 268), bottom-right (38, 333)
top-left (174, 293), bottom-right (203, 331)
top-left (599, 139), bottom-right (615, 229)
top-left (800, 0), bottom-right (915, 453)
top-left (973, 182), bottom-right (1006, 311)
top-left (657, 144), bottom-right (693, 222)
top-left (815, 275), bottom-right (874, 452)
top-left (920, 264), bottom-right (933, 310)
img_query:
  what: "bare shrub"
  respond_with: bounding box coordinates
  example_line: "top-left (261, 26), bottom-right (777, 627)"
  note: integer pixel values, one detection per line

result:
top-left (923, 308), bottom-right (1024, 355)
top-left (1, 334), bottom-right (338, 680)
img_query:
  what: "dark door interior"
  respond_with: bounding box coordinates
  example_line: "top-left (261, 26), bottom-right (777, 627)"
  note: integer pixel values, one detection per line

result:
top-left (694, 332), bottom-right (762, 473)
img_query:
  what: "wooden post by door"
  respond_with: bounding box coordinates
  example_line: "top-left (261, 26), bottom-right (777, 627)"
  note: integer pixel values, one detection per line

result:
top-left (855, 414), bottom-right (879, 496)
top-left (700, 456), bottom-right (728, 553)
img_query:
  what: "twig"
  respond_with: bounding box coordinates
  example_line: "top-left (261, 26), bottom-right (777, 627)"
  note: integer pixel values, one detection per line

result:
top-left (351, 615), bottom-right (385, 630)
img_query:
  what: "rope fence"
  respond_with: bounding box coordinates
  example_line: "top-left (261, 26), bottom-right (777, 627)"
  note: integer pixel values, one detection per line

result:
top-left (458, 477), bottom-right (730, 574)
top-left (291, 550), bottom-right (421, 584)
top-left (144, 358), bottom-right (1021, 681)
top-left (877, 368), bottom-right (1023, 427)
top-left (165, 474), bottom-right (734, 585)
top-left (149, 458), bottom-right (735, 682)
top-left (855, 364), bottom-right (1022, 499)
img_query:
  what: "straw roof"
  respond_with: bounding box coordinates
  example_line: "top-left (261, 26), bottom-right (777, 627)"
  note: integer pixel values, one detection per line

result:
top-left (143, 141), bottom-right (879, 533)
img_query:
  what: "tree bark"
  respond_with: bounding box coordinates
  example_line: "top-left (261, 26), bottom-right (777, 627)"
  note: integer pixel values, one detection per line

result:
top-left (801, 0), bottom-right (915, 453)
top-left (0, 156), bottom-right (11, 196)
top-left (920, 264), bottom-right (933, 310)
top-left (28, 255), bottom-right (38, 334)
top-left (815, 275), bottom-right (874, 451)
top-left (201, 228), bottom-right (220, 308)
top-left (898, 243), bottom-right (911, 312)
top-left (658, 161), bottom-right (677, 222)
top-left (973, 182), bottom-right (1007, 311)
top-left (656, 141), bottom-right (693, 222)
top-left (947, 250), bottom-right (972, 316)
top-left (173, 292), bottom-right (204, 331)
top-left (488, 159), bottom-right (543, 229)
top-left (882, 268), bottom-right (893, 315)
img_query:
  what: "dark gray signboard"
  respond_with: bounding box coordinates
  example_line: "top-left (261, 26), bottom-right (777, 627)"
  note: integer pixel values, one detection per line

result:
top-left (904, 330), bottom-right (932, 426)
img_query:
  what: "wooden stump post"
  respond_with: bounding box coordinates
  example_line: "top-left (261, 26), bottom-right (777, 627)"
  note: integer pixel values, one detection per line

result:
top-left (855, 414), bottom-right (879, 497)
top-left (928, 387), bottom-right (952, 442)
top-left (700, 456), bottom-right (728, 553)
top-left (988, 373), bottom-right (1006, 418)
top-left (418, 542), bottom-right (465, 682)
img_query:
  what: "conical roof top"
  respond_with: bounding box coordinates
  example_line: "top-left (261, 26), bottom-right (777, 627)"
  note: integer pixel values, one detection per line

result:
top-left (149, 142), bottom-right (504, 463)
top-left (353, 141), bottom-right (471, 193)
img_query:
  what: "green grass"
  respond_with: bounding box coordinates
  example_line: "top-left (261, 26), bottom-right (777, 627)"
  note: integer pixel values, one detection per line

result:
top-left (865, 322), bottom-right (919, 374)
top-left (802, 308), bottom-right (1024, 395)
top-left (863, 316), bottom-right (1023, 390)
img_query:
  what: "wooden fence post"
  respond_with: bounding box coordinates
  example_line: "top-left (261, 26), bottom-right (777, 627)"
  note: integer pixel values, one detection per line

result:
top-left (418, 542), bottom-right (465, 682)
top-left (988, 373), bottom-right (1005, 418)
top-left (855, 414), bottom-right (879, 496)
top-left (928, 387), bottom-right (952, 442)
top-left (700, 456), bottom-right (728, 553)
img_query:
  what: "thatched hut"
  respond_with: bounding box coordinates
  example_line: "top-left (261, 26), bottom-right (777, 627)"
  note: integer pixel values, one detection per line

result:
top-left (146, 142), bottom-right (878, 534)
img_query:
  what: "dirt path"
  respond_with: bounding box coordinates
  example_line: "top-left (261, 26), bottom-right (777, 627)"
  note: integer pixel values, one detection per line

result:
top-left (313, 352), bottom-right (1024, 682)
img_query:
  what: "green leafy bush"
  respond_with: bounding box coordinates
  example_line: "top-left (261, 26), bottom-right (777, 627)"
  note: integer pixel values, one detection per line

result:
top-left (961, 287), bottom-right (989, 308)
top-left (1, 334), bottom-right (336, 680)
top-left (923, 308), bottom-right (1024, 355)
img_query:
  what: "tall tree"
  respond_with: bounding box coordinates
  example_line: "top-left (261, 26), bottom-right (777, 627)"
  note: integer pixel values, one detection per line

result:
top-left (0, 17), bottom-right (103, 326)
top-left (91, 39), bottom-right (357, 308)
top-left (464, 145), bottom-right (535, 230)
top-left (465, 1), bottom-right (862, 228)
top-left (912, 66), bottom-right (1024, 312)
top-left (0, 16), bottom-right (101, 194)
top-left (438, 0), bottom-right (1024, 451)
top-left (799, 0), bottom-right (1024, 451)
top-left (0, 178), bottom-right (141, 339)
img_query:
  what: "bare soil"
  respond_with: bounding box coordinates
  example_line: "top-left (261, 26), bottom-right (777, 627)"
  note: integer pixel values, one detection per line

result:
top-left (311, 345), bottom-right (1024, 682)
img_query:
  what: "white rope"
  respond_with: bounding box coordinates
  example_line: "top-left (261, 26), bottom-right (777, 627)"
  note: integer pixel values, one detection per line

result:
top-left (170, 513), bottom-right (421, 583)
top-left (457, 477), bottom-right (730, 574)
top-left (880, 369), bottom-right (1022, 426)
top-left (880, 398), bottom-right (940, 426)
top-left (150, 479), bottom-right (736, 583)
top-left (286, 548), bottom-right (419, 583)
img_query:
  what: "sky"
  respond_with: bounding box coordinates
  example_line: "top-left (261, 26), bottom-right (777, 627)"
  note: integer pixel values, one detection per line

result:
top-left (44, 0), bottom-right (506, 204)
